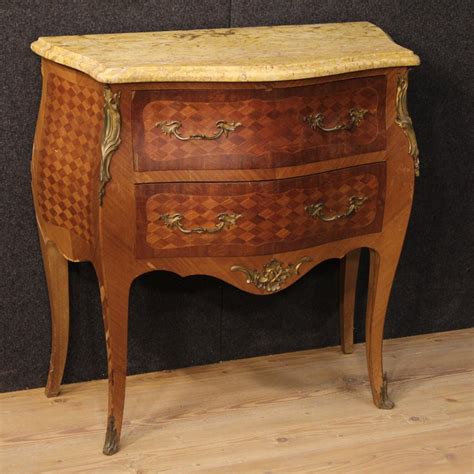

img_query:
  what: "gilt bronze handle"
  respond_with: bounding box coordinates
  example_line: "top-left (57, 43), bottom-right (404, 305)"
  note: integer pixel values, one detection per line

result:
top-left (304, 108), bottom-right (368, 132)
top-left (156, 120), bottom-right (242, 141)
top-left (305, 196), bottom-right (368, 222)
top-left (160, 212), bottom-right (241, 234)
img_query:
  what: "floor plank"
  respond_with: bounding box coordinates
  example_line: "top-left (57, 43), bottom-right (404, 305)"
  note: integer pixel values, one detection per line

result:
top-left (0, 329), bottom-right (473, 473)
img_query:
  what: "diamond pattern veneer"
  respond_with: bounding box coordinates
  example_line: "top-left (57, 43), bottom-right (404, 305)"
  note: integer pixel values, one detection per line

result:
top-left (132, 76), bottom-right (386, 171)
top-left (136, 163), bottom-right (385, 257)
top-left (36, 73), bottom-right (102, 242)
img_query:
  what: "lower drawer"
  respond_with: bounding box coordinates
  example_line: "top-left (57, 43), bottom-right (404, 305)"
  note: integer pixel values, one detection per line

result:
top-left (135, 163), bottom-right (386, 258)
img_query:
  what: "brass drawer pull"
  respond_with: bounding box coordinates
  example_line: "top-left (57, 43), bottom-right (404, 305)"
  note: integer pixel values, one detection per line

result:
top-left (304, 108), bottom-right (368, 132)
top-left (231, 257), bottom-right (312, 293)
top-left (305, 195), bottom-right (368, 222)
top-left (160, 212), bottom-right (241, 234)
top-left (156, 120), bottom-right (242, 141)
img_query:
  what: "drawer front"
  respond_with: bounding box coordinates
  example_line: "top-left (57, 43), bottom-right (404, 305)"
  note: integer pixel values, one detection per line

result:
top-left (135, 163), bottom-right (386, 258)
top-left (132, 76), bottom-right (386, 171)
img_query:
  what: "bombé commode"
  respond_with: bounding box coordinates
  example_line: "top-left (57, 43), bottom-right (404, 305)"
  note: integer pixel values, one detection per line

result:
top-left (30, 22), bottom-right (420, 455)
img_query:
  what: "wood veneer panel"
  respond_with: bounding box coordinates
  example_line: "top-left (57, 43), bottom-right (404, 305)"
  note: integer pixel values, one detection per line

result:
top-left (35, 72), bottom-right (103, 242)
top-left (135, 162), bottom-right (386, 258)
top-left (132, 75), bottom-right (386, 171)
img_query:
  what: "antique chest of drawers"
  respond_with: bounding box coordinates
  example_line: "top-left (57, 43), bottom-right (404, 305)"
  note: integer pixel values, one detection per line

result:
top-left (30, 22), bottom-right (420, 454)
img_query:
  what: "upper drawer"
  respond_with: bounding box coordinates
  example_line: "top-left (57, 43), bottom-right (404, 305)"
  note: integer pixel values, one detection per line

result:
top-left (132, 76), bottom-right (387, 172)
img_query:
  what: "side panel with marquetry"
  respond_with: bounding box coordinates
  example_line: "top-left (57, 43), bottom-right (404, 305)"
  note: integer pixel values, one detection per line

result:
top-left (35, 72), bottom-right (103, 242)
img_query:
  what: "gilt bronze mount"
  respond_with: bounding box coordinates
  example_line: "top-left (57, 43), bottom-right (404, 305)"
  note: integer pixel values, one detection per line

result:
top-left (305, 196), bottom-right (368, 222)
top-left (156, 120), bottom-right (242, 141)
top-left (231, 257), bottom-right (312, 293)
top-left (305, 108), bottom-right (368, 133)
top-left (160, 212), bottom-right (242, 234)
top-left (99, 86), bottom-right (122, 205)
top-left (395, 72), bottom-right (420, 176)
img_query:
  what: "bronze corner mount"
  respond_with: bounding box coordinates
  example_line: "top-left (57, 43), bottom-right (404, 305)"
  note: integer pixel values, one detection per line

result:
top-left (395, 72), bottom-right (420, 177)
top-left (99, 86), bottom-right (122, 205)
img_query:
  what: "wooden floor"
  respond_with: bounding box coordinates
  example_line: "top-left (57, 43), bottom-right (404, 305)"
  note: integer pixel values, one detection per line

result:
top-left (1, 329), bottom-right (473, 473)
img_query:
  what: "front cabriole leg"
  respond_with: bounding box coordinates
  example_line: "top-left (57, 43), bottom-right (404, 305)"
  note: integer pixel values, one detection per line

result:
top-left (365, 248), bottom-right (399, 409)
top-left (100, 273), bottom-right (131, 455)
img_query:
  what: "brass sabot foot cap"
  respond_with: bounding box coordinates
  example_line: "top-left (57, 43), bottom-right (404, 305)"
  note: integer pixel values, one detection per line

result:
top-left (376, 373), bottom-right (395, 410)
top-left (103, 415), bottom-right (120, 455)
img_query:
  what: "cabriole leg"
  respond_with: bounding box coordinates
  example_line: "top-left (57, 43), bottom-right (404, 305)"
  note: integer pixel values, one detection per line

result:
top-left (40, 237), bottom-right (70, 398)
top-left (100, 274), bottom-right (131, 455)
top-left (339, 249), bottom-right (361, 354)
top-left (365, 248), bottom-right (399, 409)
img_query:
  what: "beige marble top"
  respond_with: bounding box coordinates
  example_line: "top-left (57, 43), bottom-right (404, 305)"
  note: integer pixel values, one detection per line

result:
top-left (31, 22), bottom-right (419, 84)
